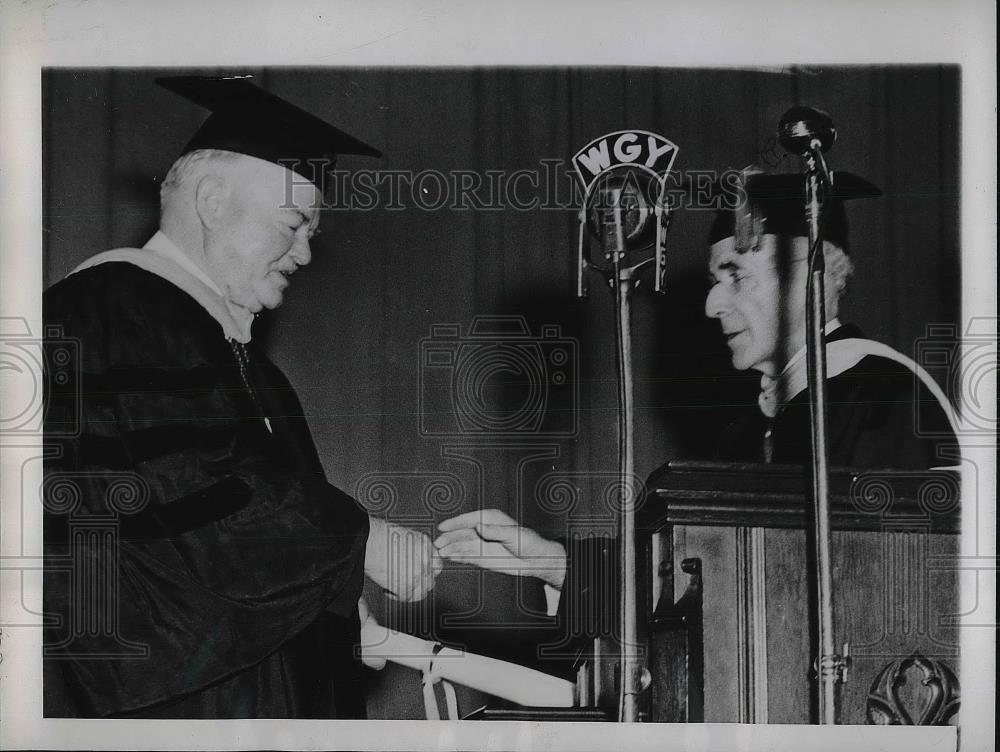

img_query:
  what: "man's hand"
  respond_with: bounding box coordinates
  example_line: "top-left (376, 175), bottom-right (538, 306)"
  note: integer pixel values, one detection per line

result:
top-left (365, 517), bottom-right (441, 602)
top-left (434, 509), bottom-right (567, 591)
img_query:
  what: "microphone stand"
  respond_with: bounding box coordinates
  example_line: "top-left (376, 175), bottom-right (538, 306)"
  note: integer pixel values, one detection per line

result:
top-left (576, 153), bottom-right (675, 722)
top-left (801, 142), bottom-right (847, 725)
top-left (606, 197), bottom-right (643, 724)
top-left (778, 105), bottom-right (850, 724)
top-left (580, 189), bottom-right (651, 722)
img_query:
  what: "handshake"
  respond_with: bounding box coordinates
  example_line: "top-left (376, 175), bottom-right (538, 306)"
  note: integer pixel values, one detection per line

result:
top-left (364, 510), bottom-right (568, 602)
top-left (361, 510), bottom-right (569, 672)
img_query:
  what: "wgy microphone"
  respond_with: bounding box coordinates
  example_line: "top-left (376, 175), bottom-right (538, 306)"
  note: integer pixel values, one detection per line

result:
top-left (571, 130), bottom-right (679, 295)
top-left (569, 129), bottom-right (680, 722)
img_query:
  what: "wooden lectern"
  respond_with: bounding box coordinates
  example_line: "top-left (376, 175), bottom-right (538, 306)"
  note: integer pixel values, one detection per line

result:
top-left (639, 461), bottom-right (961, 725)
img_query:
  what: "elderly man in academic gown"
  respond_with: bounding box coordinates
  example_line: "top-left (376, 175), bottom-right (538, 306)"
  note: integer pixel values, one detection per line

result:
top-left (43, 76), bottom-right (438, 719)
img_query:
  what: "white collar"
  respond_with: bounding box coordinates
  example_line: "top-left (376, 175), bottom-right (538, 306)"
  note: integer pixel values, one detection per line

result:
top-left (758, 318), bottom-right (841, 417)
top-left (143, 231), bottom-right (223, 295)
top-left (143, 231), bottom-right (255, 342)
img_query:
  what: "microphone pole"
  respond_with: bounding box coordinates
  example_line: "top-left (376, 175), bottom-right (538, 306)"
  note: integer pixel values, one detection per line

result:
top-left (572, 131), bottom-right (678, 722)
top-left (778, 107), bottom-right (847, 725)
top-left (584, 185), bottom-right (647, 722)
top-left (606, 192), bottom-right (641, 723)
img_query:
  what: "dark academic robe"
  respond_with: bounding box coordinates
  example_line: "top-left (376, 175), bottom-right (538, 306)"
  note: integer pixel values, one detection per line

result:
top-left (715, 324), bottom-right (957, 468)
top-left (43, 261), bottom-right (370, 718)
top-left (556, 323), bottom-right (959, 643)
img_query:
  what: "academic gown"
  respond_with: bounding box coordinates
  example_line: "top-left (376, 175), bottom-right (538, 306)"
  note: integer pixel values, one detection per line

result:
top-left (715, 323), bottom-right (957, 468)
top-left (555, 323), bottom-right (959, 645)
top-left (43, 261), bottom-right (370, 718)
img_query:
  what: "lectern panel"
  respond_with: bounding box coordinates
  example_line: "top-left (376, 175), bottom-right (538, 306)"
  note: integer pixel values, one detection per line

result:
top-left (668, 525), bottom-right (959, 724)
top-left (644, 462), bottom-right (961, 725)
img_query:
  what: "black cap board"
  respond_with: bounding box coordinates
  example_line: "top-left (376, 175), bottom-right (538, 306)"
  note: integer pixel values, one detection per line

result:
top-left (708, 169), bottom-right (881, 253)
top-left (156, 75), bottom-right (381, 192)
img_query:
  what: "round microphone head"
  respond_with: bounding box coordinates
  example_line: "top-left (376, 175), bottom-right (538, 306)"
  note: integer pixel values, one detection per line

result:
top-left (778, 106), bottom-right (837, 155)
top-left (585, 166), bottom-right (659, 251)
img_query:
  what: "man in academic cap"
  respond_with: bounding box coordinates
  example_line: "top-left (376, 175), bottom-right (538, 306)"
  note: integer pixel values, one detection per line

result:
top-left (704, 169), bottom-right (957, 466)
top-left (432, 168), bottom-right (959, 643)
top-left (43, 76), bottom-right (438, 718)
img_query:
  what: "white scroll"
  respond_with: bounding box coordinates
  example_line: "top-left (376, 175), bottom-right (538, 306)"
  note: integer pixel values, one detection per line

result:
top-left (360, 618), bottom-right (575, 709)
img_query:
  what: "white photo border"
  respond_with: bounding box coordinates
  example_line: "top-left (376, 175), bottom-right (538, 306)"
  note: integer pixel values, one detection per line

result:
top-left (1, 1), bottom-right (994, 750)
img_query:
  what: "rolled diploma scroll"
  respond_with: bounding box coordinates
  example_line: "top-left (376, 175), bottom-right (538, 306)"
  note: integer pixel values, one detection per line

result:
top-left (361, 618), bottom-right (574, 708)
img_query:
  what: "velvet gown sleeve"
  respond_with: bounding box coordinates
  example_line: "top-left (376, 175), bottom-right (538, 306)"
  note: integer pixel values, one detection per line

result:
top-left (43, 263), bottom-right (370, 717)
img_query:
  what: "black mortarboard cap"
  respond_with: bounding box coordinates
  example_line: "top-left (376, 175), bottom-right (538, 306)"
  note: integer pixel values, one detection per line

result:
top-left (708, 169), bottom-right (881, 253)
top-left (156, 75), bottom-right (381, 192)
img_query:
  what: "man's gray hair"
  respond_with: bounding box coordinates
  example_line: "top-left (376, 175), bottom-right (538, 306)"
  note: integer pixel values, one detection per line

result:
top-left (824, 241), bottom-right (854, 300)
top-left (159, 149), bottom-right (243, 216)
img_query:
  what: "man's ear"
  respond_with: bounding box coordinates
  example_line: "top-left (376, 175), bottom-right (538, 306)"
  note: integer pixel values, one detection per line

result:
top-left (194, 174), bottom-right (230, 229)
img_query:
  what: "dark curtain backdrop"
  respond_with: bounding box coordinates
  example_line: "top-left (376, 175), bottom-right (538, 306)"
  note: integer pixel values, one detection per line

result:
top-left (43, 66), bottom-right (959, 719)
